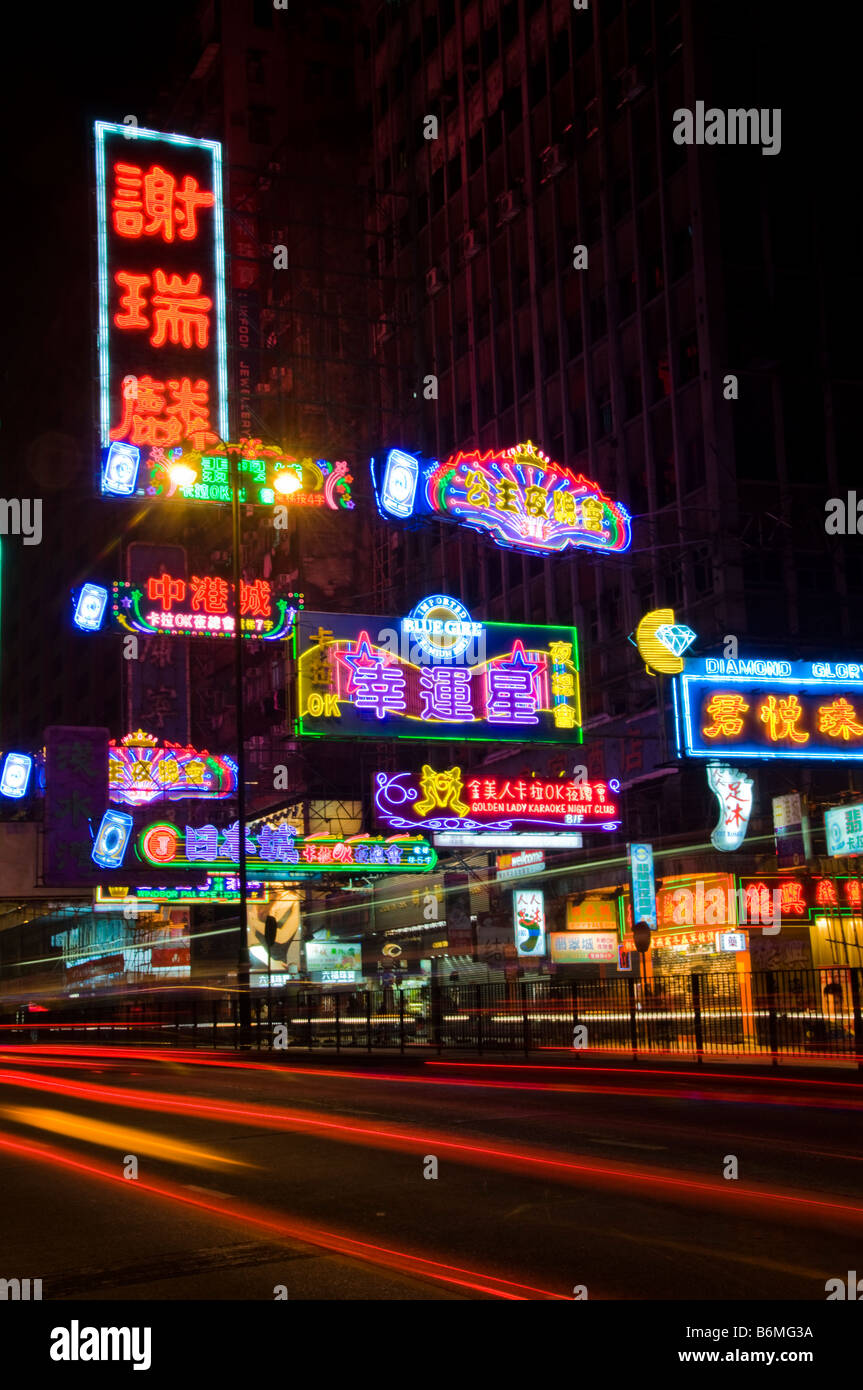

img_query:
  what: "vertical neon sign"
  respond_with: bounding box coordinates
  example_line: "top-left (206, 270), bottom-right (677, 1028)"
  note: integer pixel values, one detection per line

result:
top-left (94, 121), bottom-right (229, 488)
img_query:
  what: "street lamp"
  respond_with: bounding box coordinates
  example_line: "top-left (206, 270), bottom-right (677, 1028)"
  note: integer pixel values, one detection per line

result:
top-left (170, 438), bottom-right (263, 1047)
top-left (170, 437), bottom-right (304, 1046)
top-left (273, 467), bottom-right (303, 497)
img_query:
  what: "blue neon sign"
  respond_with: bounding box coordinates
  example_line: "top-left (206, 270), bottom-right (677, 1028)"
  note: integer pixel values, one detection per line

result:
top-left (629, 842), bottom-right (657, 930)
top-left (674, 657), bottom-right (863, 761)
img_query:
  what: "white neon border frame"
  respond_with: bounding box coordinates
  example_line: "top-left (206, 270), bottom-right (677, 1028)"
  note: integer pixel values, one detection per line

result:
top-left (674, 668), bottom-right (863, 761)
top-left (94, 120), bottom-right (230, 453)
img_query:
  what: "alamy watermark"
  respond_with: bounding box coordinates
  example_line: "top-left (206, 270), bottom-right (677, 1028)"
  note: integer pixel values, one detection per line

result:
top-left (669, 883), bottom-right (781, 933)
top-left (672, 103), bottom-right (781, 157)
top-left (0, 1277), bottom-right (42, 1300)
top-left (375, 623), bottom-right (487, 667)
top-left (0, 498), bottom-right (41, 545)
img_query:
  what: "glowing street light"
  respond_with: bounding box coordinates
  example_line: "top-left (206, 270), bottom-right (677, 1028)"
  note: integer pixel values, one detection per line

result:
top-left (169, 461), bottom-right (199, 488)
top-left (273, 468), bottom-right (303, 496)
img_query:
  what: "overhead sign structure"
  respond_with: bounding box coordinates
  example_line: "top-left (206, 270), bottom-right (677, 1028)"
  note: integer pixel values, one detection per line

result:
top-left (674, 657), bottom-right (863, 761)
top-left (514, 889), bottom-right (547, 957)
top-left (372, 440), bottom-right (631, 557)
top-left (707, 764), bottom-right (754, 852)
top-left (295, 598), bottom-right (581, 743)
top-left (825, 803), bottom-right (863, 857)
top-left (117, 439), bottom-right (354, 509)
top-left (94, 121), bottom-right (228, 492)
top-left (629, 842), bottom-right (657, 930)
top-left (434, 831), bottom-right (583, 848)
top-left (374, 766), bottom-right (619, 835)
top-left (109, 731), bottom-right (237, 806)
top-left (134, 821), bottom-right (436, 876)
top-left (111, 574), bottom-right (301, 640)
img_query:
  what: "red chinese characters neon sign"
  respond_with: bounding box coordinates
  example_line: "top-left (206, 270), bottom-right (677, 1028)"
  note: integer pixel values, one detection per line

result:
top-left (96, 122), bottom-right (228, 487)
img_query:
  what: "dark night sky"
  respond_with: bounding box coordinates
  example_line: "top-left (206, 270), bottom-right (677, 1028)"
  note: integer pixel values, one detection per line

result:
top-left (0, 0), bottom-right (200, 480)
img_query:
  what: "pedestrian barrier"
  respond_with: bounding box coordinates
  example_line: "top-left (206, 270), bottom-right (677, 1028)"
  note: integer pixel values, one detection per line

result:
top-left (4, 966), bottom-right (863, 1065)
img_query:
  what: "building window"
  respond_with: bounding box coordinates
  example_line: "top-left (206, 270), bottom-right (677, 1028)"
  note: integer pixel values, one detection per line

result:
top-left (589, 295), bottom-right (607, 340)
top-left (431, 167), bottom-right (445, 215)
top-left (529, 58), bottom-right (547, 105)
top-left (692, 546), bottom-right (713, 596)
top-left (502, 86), bottom-right (523, 129)
top-left (248, 107), bottom-right (271, 145)
top-left (618, 270), bottom-right (637, 319)
top-left (624, 369), bottom-right (642, 418)
top-left (671, 224), bottom-right (694, 280)
top-left (501, 2), bottom-right (519, 48)
top-left (482, 24), bottom-right (500, 66)
top-left (679, 331), bottom-right (699, 383)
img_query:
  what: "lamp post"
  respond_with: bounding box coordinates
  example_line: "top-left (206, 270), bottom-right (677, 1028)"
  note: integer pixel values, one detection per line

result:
top-left (169, 441), bottom-right (303, 1050)
top-left (228, 441), bottom-right (252, 1047)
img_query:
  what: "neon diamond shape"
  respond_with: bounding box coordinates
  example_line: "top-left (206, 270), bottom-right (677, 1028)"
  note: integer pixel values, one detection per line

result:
top-left (654, 623), bottom-right (696, 657)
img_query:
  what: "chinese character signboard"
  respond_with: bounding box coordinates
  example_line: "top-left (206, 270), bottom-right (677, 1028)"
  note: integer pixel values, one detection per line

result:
top-left (773, 791), bottom-right (812, 868)
top-left (735, 874), bottom-right (857, 924)
top-left (565, 897), bottom-right (620, 933)
top-left (95, 122), bottom-right (228, 493)
top-left (549, 931), bottom-right (618, 964)
top-left (141, 445), bottom-right (354, 509)
top-left (374, 766), bottom-right (618, 834)
top-left (825, 803), bottom-right (863, 857)
top-left (513, 889), bottom-right (547, 957)
top-left (372, 441), bottom-right (631, 557)
top-left (707, 764), bottom-right (754, 852)
top-left (134, 821), bottom-right (436, 876)
top-left (674, 657), bottom-right (863, 760)
top-left (653, 873), bottom-right (736, 928)
top-left (629, 842), bottom-right (657, 930)
top-left (109, 731), bottom-right (237, 806)
top-left (305, 941), bottom-right (363, 981)
top-left (373, 440), bottom-right (630, 555)
top-left (294, 597), bottom-right (581, 743)
top-left (44, 727), bottom-right (109, 886)
top-left (112, 574), bottom-right (301, 640)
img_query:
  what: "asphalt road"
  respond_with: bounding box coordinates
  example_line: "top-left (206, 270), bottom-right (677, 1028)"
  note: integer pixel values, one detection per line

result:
top-left (1, 1044), bottom-right (861, 1300)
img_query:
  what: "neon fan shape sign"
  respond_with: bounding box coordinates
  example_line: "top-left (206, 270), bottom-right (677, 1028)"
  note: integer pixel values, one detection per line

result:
top-left (94, 121), bottom-right (229, 491)
top-left (371, 440), bottom-right (631, 556)
top-left (109, 731), bottom-right (237, 806)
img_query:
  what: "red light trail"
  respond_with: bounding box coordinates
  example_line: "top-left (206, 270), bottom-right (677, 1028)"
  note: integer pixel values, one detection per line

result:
top-left (0, 1130), bottom-right (566, 1300)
